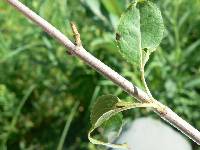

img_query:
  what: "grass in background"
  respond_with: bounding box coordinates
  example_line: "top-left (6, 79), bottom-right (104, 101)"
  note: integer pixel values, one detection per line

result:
top-left (0, 0), bottom-right (200, 149)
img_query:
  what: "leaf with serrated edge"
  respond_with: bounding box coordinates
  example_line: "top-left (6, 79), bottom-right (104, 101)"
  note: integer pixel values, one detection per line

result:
top-left (88, 95), bottom-right (158, 149)
top-left (116, 2), bottom-right (141, 68)
top-left (116, 0), bottom-right (164, 68)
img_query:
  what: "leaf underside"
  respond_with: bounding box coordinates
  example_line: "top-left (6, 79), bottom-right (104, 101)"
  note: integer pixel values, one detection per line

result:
top-left (88, 95), bottom-right (157, 149)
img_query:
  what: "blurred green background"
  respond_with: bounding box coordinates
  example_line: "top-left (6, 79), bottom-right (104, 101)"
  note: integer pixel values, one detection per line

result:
top-left (0, 0), bottom-right (200, 149)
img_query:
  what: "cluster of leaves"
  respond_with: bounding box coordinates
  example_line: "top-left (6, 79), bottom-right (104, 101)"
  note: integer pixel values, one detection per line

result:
top-left (0, 0), bottom-right (200, 150)
top-left (88, 0), bottom-right (165, 148)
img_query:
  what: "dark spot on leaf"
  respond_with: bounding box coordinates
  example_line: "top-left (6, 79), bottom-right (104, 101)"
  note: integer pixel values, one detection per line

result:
top-left (116, 33), bottom-right (121, 41)
top-left (116, 105), bottom-right (125, 108)
top-left (143, 48), bottom-right (148, 53)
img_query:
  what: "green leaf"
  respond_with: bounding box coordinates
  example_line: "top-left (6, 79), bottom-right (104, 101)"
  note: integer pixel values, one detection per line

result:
top-left (89, 95), bottom-right (127, 149)
top-left (101, 0), bottom-right (126, 17)
top-left (90, 95), bottom-right (120, 126)
top-left (101, 0), bottom-right (127, 29)
top-left (185, 77), bottom-right (200, 88)
top-left (101, 115), bottom-right (123, 144)
top-left (88, 94), bottom-right (157, 149)
top-left (57, 101), bottom-right (79, 150)
top-left (139, 1), bottom-right (164, 52)
top-left (116, 0), bottom-right (164, 68)
top-left (83, 0), bottom-right (108, 23)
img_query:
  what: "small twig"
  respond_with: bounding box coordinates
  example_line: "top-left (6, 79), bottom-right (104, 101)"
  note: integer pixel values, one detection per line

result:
top-left (67, 22), bottom-right (82, 55)
top-left (70, 21), bottom-right (82, 47)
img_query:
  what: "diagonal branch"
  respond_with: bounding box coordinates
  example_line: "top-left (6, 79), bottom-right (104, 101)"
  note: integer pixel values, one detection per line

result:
top-left (6, 0), bottom-right (200, 145)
